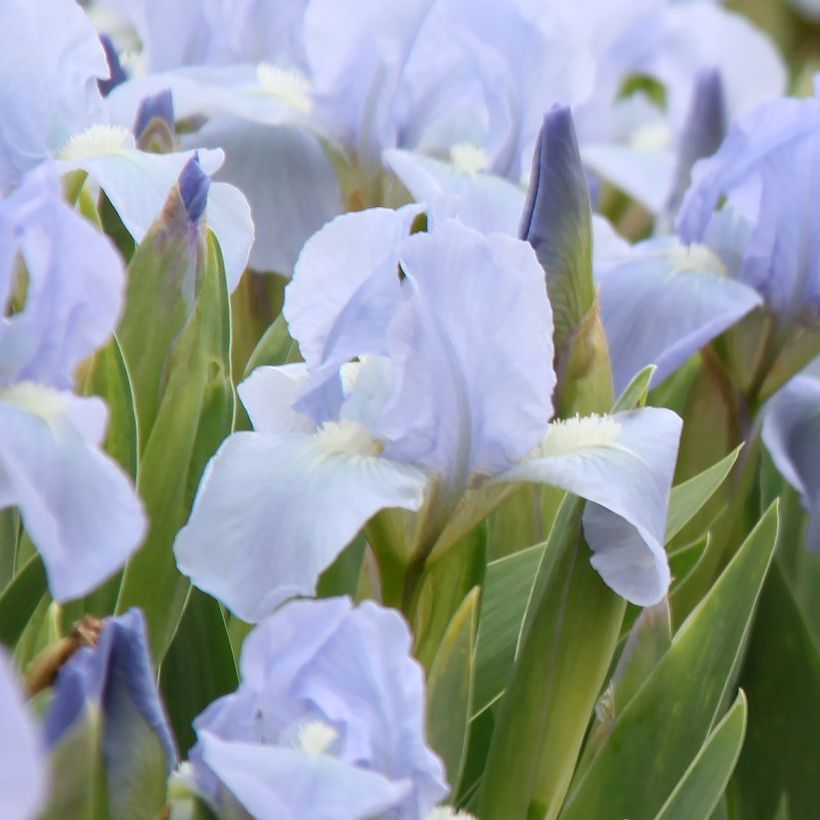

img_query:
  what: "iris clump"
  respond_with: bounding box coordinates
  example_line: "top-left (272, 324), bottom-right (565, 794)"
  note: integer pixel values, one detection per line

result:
top-left (0, 1), bottom-right (819, 819)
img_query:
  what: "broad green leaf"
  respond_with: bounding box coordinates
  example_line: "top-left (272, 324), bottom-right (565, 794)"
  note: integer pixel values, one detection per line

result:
top-left (161, 588), bottom-right (239, 755)
top-left (479, 497), bottom-right (624, 820)
top-left (582, 600), bottom-right (672, 769)
top-left (316, 533), bottom-right (367, 599)
top-left (0, 554), bottom-right (46, 648)
top-left (473, 542), bottom-right (543, 716)
top-left (426, 587), bottom-right (479, 795)
top-left (666, 445), bottom-right (742, 542)
top-left (654, 690), bottom-right (747, 820)
top-left (116, 231), bottom-right (234, 661)
top-left (243, 310), bottom-right (298, 378)
top-left (729, 564), bottom-right (820, 819)
top-left (612, 364), bottom-right (656, 412)
top-left (560, 503), bottom-right (779, 820)
top-left (80, 335), bottom-right (139, 480)
top-left (413, 524), bottom-right (486, 671)
top-left (669, 534), bottom-right (709, 585)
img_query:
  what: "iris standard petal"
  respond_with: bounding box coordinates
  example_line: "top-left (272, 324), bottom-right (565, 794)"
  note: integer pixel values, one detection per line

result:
top-left (496, 407), bottom-right (682, 605)
top-left (378, 220), bottom-right (554, 481)
top-left (285, 205), bottom-right (422, 369)
top-left (174, 430), bottom-right (428, 622)
top-left (0, 385), bottom-right (146, 602)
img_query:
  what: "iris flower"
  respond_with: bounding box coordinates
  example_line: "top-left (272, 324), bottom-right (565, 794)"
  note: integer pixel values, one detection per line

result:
top-left (0, 166), bottom-right (145, 600)
top-left (175, 209), bottom-right (681, 621)
top-left (187, 596), bottom-right (449, 820)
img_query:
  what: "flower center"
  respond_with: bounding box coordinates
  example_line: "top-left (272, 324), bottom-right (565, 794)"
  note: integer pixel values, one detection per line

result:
top-left (450, 142), bottom-right (490, 174)
top-left (255, 64), bottom-right (313, 113)
top-left (664, 241), bottom-right (728, 278)
top-left (58, 125), bottom-right (134, 161)
top-left (536, 414), bottom-right (622, 458)
top-left (295, 720), bottom-right (339, 756)
top-left (316, 419), bottom-right (384, 457)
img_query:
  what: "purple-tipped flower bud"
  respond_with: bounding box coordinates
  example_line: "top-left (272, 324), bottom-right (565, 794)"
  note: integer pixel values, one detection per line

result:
top-left (178, 153), bottom-right (210, 225)
top-left (520, 105), bottom-right (595, 355)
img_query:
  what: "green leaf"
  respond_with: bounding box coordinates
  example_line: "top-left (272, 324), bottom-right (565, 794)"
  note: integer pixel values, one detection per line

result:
top-left (582, 600), bottom-right (672, 770)
top-left (160, 588), bottom-right (239, 755)
top-left (413, 523), bottom-right (486, 671)
top-left (116, 231), bottom-right (234, 661)
top-left (479, 497), bottom-right (624, 820)
top-left (80, 335), bottom-right (139, 480)
top-left (612, 364), bottom-right (656, 412)
top-left (729, 563), bottom-right (820, 819)
top-left (243, 310), bottom-right (298, 378)
top-left (473, 542), bottom-right (543, 716)
top-left (426, 587), bottom-right (479, 795)
top-left (559, 503), bottom-right (779, 820)
top-left (654, 690), bottom-right (747, 820)
top-left (666, 445), bottom-right (742, 543)
top-left (0, 554), bottom-right (47, 648)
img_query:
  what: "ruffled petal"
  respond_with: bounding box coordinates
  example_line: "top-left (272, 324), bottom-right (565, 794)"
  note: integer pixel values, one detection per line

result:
top-left (285, 206), bottom-right (422, 370)
top-left (0, 384), bottom-right (146, 602)
top-left (174, 430), bottom-right (428, 622)
top-left (495, 408), bottom-right (682, 605)
top-left (378, 220), bottom-right (554, 482)
top-left (597, 238), bottom-right (763, 392)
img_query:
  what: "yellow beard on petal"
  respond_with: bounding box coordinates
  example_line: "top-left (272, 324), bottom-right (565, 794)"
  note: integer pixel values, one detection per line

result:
top-left (534, 414), bottom-right (622, 459)
top-left (255, 64), bottom-right (313, 113)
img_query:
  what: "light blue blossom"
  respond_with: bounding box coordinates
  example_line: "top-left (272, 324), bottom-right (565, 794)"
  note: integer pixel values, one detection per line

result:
top-left (175, 210), bottom-right (682, 620)
top-left (0, 166), bottom-right (146, 601)
top-left (0, 0), bottom-right (109, 191)
top-left (0, 650), bottom-right (46, 820)
top-left (187, 596), bottom-right (449, 820)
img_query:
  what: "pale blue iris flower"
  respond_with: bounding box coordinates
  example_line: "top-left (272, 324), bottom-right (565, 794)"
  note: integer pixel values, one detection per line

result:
top-left (0, 167), bottom-right (146, 601)
top-left (599, 80), bottom-right (820, 393)
top-left (175, 209), bottom-right (682, 622)
top-left (0, 650), bottom-right (46, 820)
top-left (187, 596), bottom-right (449, 820)
top-left (0, 0), bottom-right (253, 289)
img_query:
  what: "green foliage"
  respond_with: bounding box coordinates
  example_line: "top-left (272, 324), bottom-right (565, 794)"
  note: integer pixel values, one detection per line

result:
top-left (160, 589), bottom-right (239, 755)
top-left (116, 229), bottom-right (234, 662)
top-left (559, 503), bottom-right (778, 820)
top-left (426, 588), bottom-right (479, 795)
